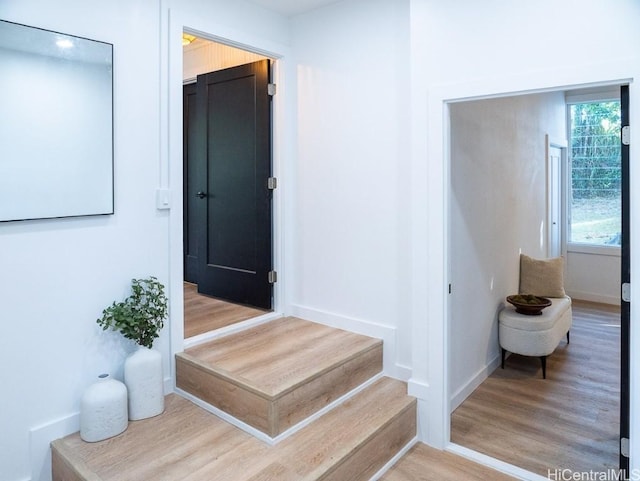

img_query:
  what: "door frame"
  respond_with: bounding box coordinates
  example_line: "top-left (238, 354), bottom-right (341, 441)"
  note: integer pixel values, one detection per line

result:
top-left (445, 88), bottom-right (626, 477)
top-left (409, 68), bottom-right (637, 477)
top-left (165, 8), bottom-right (292, 378)
top-left (546, 135), bottom-right (568, 260)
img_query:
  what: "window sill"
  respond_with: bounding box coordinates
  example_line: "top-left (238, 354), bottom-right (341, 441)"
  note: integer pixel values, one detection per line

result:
top-left (566, 243), bottom-right (621, 257)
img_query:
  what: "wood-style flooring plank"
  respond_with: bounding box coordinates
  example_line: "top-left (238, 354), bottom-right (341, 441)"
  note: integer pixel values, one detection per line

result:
top-left (177, 316), bottom-right (383, 436)
top-left (381, 444), bottom-right (517, 481)
top-left (451, 300), bottom-right (620, 476)
top-left (52, 378), bottom-right (414, 481)
top-left (182, 316), bottom-right (382, 397)
top-left (183, 282), bottom-right (268, 338)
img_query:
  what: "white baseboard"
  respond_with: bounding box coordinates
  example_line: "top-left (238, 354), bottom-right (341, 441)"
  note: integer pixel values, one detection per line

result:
top-left (29, 412), bottom-right (79, 481)
top-left (290, 304), bottom-right (406, 379)
top-left (30, 376), bottom-right (173, 481)
top-left (566, 289), bottom-right (620, 306)
top-left (447, 443), bottom-right (548, 481)
top-left (449, 353), bottom-right (501, 412)
top-left (407, 378), bottom-right (429, 400)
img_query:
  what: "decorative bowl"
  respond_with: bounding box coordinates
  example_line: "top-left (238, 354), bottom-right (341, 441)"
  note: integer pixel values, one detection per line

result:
top-left (506, 294), bottom-right (552, 316)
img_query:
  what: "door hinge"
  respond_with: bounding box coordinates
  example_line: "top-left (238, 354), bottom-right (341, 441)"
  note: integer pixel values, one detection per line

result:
top-left (268, 271), bottom-right (277, 284)
top-left (267, 177), bottom-right (277, 190)
top-left (621, 437), bottom-right (630, 458)
top-left (622, 283), bottom-right (631, 303)
top-left (268, 83), bottom-right (276, 96)
top-left (622, 125), bottom-right (630, 146)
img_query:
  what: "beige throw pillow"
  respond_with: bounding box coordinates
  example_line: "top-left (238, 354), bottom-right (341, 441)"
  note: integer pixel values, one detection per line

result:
top-left (519, 254), bottom-right (566, 298)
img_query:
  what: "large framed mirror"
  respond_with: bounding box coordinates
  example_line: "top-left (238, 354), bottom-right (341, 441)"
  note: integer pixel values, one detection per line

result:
top-left (0, 19), bottom-right (113, 222)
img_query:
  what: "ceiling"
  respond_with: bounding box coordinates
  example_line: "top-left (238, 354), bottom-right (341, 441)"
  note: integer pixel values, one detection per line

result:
top-left (247, 0), bottom-right (341, 16)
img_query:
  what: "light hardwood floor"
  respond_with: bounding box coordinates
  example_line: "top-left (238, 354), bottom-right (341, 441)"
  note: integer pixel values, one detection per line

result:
top-left (381, 443), bottom-right (516, 481)
top-left (53, 379), bottom-right (416, 481)
top-left (177, 316), bottom-right (383, 436)
top-left (451, 300), bottom-right (620, 476)
top-left (183, 282), bottom-right (268, 338)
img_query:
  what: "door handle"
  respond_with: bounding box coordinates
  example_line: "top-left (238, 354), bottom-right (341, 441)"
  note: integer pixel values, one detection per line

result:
top-left (196, 191), bottom-right (207, 199)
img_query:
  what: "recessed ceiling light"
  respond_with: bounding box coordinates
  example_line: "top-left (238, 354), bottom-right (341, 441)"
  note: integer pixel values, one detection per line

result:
top-left (182, 34), bottom-right (196, 46)
top-left (56, 39), bottom-right (74, 49)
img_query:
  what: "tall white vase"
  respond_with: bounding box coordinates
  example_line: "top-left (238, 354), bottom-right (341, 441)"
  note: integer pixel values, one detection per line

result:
top-left (124, 346), bottom-right (164, 420)
top-left (80, 374), bottom-right (128, 442)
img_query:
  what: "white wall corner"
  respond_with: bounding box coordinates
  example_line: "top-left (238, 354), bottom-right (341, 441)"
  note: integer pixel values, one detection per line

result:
top-left (30, 412), bottom-right (80, 481)
top-left (289, 304), bottom-right (403, 378)
top-left (164, 375), bottom-right (173, 395)
top-left (408, 377), bottom-right (449, 449)
top-left (449, 354), bottom-right (501, 412)
top-left (394, 363), bottom-right (413, 383)
top-left (30, 377), bottom-right (172, 481)
top-left (407, 379), bottom-right (429, 444)
top-left (407, 377), bottom-right (429, 400)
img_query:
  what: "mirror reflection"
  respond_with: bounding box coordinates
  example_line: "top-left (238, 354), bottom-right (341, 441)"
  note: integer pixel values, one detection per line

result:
top-left (0, 19), bottom-right (113, 222)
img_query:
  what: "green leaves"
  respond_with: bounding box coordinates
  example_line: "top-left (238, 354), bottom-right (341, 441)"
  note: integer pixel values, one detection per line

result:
top-left (570, 101), bottom-right (622, 200)
top-left (96, 276), bottom-right (168, 349)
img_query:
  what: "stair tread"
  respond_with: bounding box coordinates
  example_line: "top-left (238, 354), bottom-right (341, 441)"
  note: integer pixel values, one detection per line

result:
top-left (52, 377), bottom-right (415, 481)
top-left (178, 316), bottom-right (382, 398)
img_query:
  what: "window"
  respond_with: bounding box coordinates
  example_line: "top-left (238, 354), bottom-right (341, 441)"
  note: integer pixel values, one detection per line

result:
top-left (568, 100), bottom-right (621, 247)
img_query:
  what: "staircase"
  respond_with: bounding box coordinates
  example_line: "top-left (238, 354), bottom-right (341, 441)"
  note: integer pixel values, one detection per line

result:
top-left (52, 316), bottom-right (417, 481)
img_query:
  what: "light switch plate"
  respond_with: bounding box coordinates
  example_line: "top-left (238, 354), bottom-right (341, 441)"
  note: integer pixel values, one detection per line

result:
top-left (156, 189), bottom-right (171, 210)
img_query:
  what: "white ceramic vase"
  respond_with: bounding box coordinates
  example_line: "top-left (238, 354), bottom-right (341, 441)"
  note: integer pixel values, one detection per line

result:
top-left (80, 373), bottom-right (128, 442)
top-left (124, 346), bottom-right (164, 420)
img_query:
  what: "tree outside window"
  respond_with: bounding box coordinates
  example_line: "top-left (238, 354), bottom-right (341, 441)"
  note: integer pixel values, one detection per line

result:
top-left (568, 101), bottom-right (621, 246)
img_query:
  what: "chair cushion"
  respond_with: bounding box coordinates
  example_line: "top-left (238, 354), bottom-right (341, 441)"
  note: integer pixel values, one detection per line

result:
top-left (499, 296), bottom-right (571, 331)
top-left (519, 254), bottom-right (566, 298)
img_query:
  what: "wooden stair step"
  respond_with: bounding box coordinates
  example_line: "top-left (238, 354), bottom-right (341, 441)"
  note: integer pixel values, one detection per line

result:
top-left (52, 377), bottom-right (416, 481)
top-left (175, 316), bottom-right (383, 437)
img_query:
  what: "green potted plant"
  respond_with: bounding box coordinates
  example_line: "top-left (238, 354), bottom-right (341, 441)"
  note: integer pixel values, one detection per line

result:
top-left (97, 276), bottom-right (168, 349)
top-left (97, 276), bottom-right (168, 420)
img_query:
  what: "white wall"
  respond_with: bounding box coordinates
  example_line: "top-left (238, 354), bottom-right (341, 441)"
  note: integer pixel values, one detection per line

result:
top-left (448, 92), bottom-right (566, 408)
top-left (0, 1), bottom-right (165, 480)
top-left (0, 0), bottom-right (293, 479)
top-left (566, 249), bottom-right (621, 305)
top-left (290, 0), bottom-right (412, 378)
top-left (3, 0), bottom-right (639, 478)
top-left (411, 0), bottom-right (640, 468)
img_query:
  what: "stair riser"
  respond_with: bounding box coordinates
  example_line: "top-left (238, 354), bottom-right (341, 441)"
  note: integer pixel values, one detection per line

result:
top-left (176, 357), bottom-right (273, 433)
top-left (321, 402), bottom-right (416, 481)
top-left (52, 450), bottom-right (82, 481)
top-left (176, 344), bottom-right (383, 437)
top-left (275, 345), bottom-right (383, 435)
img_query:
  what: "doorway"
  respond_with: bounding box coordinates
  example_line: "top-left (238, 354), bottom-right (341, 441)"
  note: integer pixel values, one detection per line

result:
top-left (447, 86), bottom-right (626, 477)
top-left (182, 35), bottom-right (275, 338)
top-left (546, 136), bottom-right (566, 259)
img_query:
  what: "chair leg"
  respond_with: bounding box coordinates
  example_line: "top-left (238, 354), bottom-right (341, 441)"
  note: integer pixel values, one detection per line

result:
top-left (567, 330), bottom-right (570, 344)
top-left (501, 348), bottom-right (506, 369)
top-left (540, 356), bottom-right (547, 379)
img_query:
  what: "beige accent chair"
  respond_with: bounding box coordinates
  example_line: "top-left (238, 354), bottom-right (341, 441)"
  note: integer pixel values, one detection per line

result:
top-left (499, 255), bottom-right (572, 379)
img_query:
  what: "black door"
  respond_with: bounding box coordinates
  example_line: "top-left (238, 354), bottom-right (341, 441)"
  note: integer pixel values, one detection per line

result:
top-left (620, 84), bottom-right (630, 475)
top-left (186, 59), bottom-right (273, 309)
